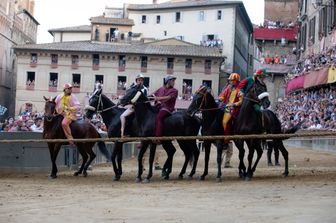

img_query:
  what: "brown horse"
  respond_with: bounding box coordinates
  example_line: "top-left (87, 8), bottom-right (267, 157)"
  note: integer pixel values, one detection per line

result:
top-left (43, 96), bottom-right (110, 179)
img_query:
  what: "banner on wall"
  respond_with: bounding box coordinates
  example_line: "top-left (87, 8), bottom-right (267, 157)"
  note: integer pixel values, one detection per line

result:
top-left (327, 67), bottom-right (336, 84)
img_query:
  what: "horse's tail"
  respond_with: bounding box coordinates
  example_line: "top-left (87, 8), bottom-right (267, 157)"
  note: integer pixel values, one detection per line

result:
top-left (97, 134), bottom-right (111, 162)
top-left (281, 122), bottom-right (301, 140)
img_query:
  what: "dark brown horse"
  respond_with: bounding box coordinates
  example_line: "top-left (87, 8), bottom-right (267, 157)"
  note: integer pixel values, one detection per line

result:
top-left (43, 96), bottom-right (110, 179)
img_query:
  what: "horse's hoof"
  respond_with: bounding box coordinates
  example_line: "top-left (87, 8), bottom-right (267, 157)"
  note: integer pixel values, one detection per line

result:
top-left (83, 172), bottom-right (88, 177)
top-left (49, 175), bottom-right (57, 179)
top-left (187, 176), bottom-right (193, 181)
top-left (215, 177), bottom-right (222, 183)
top-left (239, 173), bottom-right (244, 179)
top-left (73, 172), bottom-right (79, 176)
top-left (245, 176), bottom-right (252, 181)
top-left (143, 178), bottom-right (150, 184)
top-left (112, 176), bottom-right (120, 181)
top-left (199, 176), bottom-right (205, 181)
top-left (161, 171), bottom-right (167, 178)
top-left (178, 175), bottom-right (183, 180)
top-left (162, 175), bottom-right (169, 180)
top-left (135, 177), bottom-right (141, 183)
top-left (282, 172), bottom-right (289, 177)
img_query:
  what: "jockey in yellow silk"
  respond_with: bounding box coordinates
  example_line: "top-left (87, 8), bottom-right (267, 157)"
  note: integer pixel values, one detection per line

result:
top-left (55, 83), bottom-right (80, 145)
top-left (218, 73), bottom-right (243, 148)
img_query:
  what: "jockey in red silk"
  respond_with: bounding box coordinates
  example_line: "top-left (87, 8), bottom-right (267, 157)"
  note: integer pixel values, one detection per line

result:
top-left (151, 75), bottom-right (178, 144)
top-left (238, 69), bottom-right (268, 113)
top-left (55, 83), bottom-right (80, 145)
top-left (218, 73), bottom-right (243, 146)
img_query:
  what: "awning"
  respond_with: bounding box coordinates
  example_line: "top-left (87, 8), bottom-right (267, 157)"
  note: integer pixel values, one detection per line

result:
top-left (286, 76), bottom-right (304, 94)
top-left (327, 67), bottom-right (336, 84)
top-left (303, 68), bottom-right (329, 89)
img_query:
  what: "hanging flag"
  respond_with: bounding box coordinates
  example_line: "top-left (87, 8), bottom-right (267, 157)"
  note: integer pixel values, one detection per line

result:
top-left (0, 105), bottom-right (7, 116)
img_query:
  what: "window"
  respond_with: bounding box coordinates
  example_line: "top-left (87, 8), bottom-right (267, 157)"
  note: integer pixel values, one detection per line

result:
top-left (49, 73), bottom-right (58, 91)
top-left (301, 23), bottom-right (307, 51)
top-left (119, 55), bottom-right (126, 72)
top-left (71, 55), bottom-right (79, 69)
top-left (156, 15), bottom-right (161, 24)
top-left (309, 17), bottom-right (316, 44)
top-left (51, 54), bottom-right (58, 64)
top-left (117, 76), bottom-right (127, 97)
top-left (95, 27), bottom-right (100, 41)
top-left (202, 80), bottom-right (212, 89)
top-left (142, 15), bottom-right (147, 24)
top-left (164, 30), bottom-right (167, 36)
top-left (182, 79), bottom-right (192, 100)
top-left (199, 11), bottom-right (205, 21)
top-left (175, 12), bottom-right (181, 22)
top-left (92, 54), bottom-right (99, 70)
top-left (72, 73), bottom-right (81, 92)
top-left (95, 75), bottom-right (104, 87)
top-left (144, 77), bottom-right (150, 88)
top-left (30, 53), bottom-right (37, 67)
top-left (176, 36), bottom-right (184, 41)
top-left (167, 58), bottom-right (174, 74)
top-left (140, 56), bottom-right (148, 72)
top-left (185, 58), bottom-right (192, 74)
top-left (319, 7), bottom-right (328, 36)
top-left (217, 10), bottom-right (222, 20)
top-left (205, 59), bottom-right (212, 74)
top-left (26, 71), bottom-right (35, 90)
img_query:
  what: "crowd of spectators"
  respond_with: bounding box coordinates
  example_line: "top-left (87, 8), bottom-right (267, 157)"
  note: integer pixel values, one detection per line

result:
top-left (200, 39), bottom-right (223, 48)
top-left (258, 19), bottom-right (295, 29)
top-left (275, 87), bottom-right (336, 131)
top-left (261, 54), bottom-right (288, 65)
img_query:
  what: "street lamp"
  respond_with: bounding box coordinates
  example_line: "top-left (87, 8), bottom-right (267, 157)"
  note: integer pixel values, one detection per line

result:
top-left (312, 0), bottom-right (336, 8)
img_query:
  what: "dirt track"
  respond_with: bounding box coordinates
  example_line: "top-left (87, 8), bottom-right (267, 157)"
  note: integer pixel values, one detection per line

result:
top-left (0, 146), bottom-right (336, 223)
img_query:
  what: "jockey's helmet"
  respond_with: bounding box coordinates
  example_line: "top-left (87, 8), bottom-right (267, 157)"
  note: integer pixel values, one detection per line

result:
top-left (136, 73), bottom-right (145, 81)
top-left (228, 73), bottom-right (240, 82)
top-left (164, 75), bottom-right (176, 84)
top-left (63, 83), bottom-right (73, 90)
top-left (254, 69), bottom-right (267, 77)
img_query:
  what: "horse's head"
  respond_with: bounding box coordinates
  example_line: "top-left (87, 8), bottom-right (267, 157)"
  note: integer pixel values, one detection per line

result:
top-left (247, 79), bottom-right (271, 110)
top-left (187, 86), bottom-right (214, 116)
top-left (85, 89), bottom-right (102, 119)
top-left (120, 84), bottom-right (147, 105)
top-left (43, 96), bottom-right (56, 121)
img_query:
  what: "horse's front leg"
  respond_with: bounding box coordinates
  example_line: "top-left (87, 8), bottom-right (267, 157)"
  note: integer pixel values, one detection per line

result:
top-left (48, 143), bottom-right (61, 179)
top-left (188, 140), bottom-right (200, 179)
top-left (177, 141), bottom-right (190, 180)
top-left (216, 141), bottom-right (224, 182)
top-left (246, 140), bottom-right (255, 181)
top-left (235, 139), bottom-right (246, 178)
top-left (111, 142), bottom-right (121, 181)
top-left (136, 141), bottom-right (149, 183)
top-left (199, 141), bottom-right (211, 181)
top-left (144, 143), bottom-right (156, 183)
top-left (251, 140), bottom-right (263, 175)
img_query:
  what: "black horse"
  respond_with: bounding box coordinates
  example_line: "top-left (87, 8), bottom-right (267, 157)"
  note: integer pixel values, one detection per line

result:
top-left (188, 82), bottom-right (298, 180)
top-left (85, 89), bottom-right (144, 181)
top-left (121, 85), bottom-right (201, 181)
top-left (43, 96), bottom-right (110, 179)
top-left (186, 86), bottom-right (226, 182)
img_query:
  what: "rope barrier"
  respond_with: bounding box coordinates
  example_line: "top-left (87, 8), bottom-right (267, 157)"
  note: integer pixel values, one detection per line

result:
top-left (0, 131), bottom-right (335, 144)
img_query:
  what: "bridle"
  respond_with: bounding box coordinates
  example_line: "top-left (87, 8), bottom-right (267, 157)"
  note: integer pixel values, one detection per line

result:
top-left (91, 93), bottom-right (117, 114)
top-left (194, 88), bottom-right (221, 112)
top-left (44, 101), bottom-right (58, 122)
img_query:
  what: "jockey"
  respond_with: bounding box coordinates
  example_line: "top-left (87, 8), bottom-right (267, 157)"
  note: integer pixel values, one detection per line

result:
top-left (120, 74), bottom-right (148, 137)
top-left (238, 68), bottom-right (268, 113)
top-left (55, 83), bottom-right (80, 145)
top-left (218, 73), bottom-right (243, 148)
top-left (150, 75), bottom-right (178, 144)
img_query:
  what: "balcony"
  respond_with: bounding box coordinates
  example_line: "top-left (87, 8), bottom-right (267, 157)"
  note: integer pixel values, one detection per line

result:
top-left (48, 86), bottom-right (57, 92)
top-left (50, 63), bottom-right (57, 69)
top-left (254, 26), bottom-right (298, 41)
top-left (204, 68), bottom-right (211, 75)
top-left (72, 86), bottom-right (80, 93)
top-left (30, 62), bottom-right (37, 68)
top-left (92, 64), bottom-right (99, 70)
top-left (71, 64), bottom-right (78, 69)
top-left (185, 68), bottom-right (192, 74)
top-left (119, 65), bottom-right (126, 72)
top-left (26, 84), bottom-right (35, 90)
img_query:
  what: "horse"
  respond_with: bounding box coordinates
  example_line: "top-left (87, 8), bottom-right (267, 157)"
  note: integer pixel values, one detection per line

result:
top-left (43, 96), bottom-right (111, 179)
top-left (187, 81), bottom-right (299, 181)
top-left (121, 85), bottom-right (201, 181)
top-left (186, 86), bottom-right (227, 182)
top-left (85, 89), bottom-right (160, 182)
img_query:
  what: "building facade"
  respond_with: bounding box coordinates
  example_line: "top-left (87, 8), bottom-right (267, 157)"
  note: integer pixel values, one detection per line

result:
top-left (0, 0), bottom-right (38, 118)
top-left (14, 38), bottom-right (222, 114)
top-left (297, 0), bottom-right (335, 59)
top-left (126, 0), bottom-right (253, 81)
top-left (253, 0), bottom-right (299, 104)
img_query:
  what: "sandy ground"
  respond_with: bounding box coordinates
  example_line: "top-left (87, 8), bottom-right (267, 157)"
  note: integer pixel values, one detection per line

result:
top-left (0, 145), bottom-right (336, 223)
